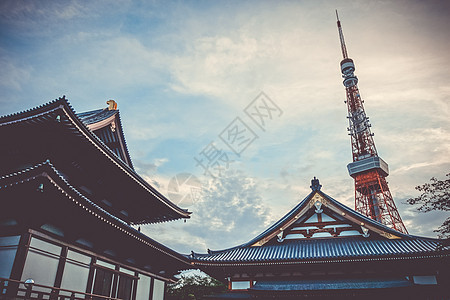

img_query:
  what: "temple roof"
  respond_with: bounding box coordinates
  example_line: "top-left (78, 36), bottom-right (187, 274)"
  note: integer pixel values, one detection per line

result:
top-left (0, 159), bottom-right (191, 271)
top-left (190, 237), bottom-right (441, 264)
top-left (189, 178), bottom-right (449, 266)
top-left (77, 105), bottom-right (134, 169)
top-left (0, 96), bottom-right (191, 224)
top-left (77, 108), bottom-right (117, 125)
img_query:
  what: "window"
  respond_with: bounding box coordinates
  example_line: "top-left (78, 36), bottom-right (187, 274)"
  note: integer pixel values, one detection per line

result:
top-left (60, 250), bottom-right (91, 294)
top-left (413, 276), bottom-right (437, 285)
top-left (92, 268), bottom-right (114, 299)
top-left (231, 281), bottom-right (250, 290)
top-left (96, 259), bottom-right (115, 269)
top-left (21, 238), bottom-right (61, 288)
top-left (152, 279), bottom-right (165, 300)
top-left (117, 275), bottom-right (134, 300)
top-left (135, 275), bottom-right (151, 300)
top-left (0, 236), bottom-right (20, 278)
top-left (91, 263), bottom-right (137, 300)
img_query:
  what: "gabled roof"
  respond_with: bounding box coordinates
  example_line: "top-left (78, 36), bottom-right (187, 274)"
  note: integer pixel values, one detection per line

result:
top-left (0, 96), bottom-right (191, 224)
top-left (77, 106), bottom-right (134, 169)
top-left (245, 178), bottom-right (408, 247)
top-left (77, 108), bottom-right (117, 125)
top-left (189, 178), bottom-right (448, 266)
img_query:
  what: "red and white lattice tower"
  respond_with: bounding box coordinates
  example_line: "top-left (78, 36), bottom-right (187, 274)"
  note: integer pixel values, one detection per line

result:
top-left (336, 11), bottom-right (408, 233)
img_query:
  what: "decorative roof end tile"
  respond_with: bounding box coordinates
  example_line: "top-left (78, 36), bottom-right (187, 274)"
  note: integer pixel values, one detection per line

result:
top-left (310, 177), bottom-right (322, 191)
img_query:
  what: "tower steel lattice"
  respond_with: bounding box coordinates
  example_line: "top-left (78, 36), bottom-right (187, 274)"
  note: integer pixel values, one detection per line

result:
top-left (336, 11), bottom-right (408, 234)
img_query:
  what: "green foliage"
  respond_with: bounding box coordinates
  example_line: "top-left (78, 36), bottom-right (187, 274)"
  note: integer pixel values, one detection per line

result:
top-left (407, 173), bottom-right (450, 238)
top-left (166, 272), bottom-right (227, 300)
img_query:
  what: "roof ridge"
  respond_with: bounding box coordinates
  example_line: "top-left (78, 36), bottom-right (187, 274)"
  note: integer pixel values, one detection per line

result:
top-left (0, 159), bottom-right (51, 180)
top-left (0, 98), bottom-right (190, 220)
top-left (0, 96), bottom-right (70, 123)
top-left (65, 106), bottom-right (190, 219)
top-left (198, 184), bottom-right (418, 256)
top-left (241, 190), bottom-right (315, 247)
top-left (113, 110), bottom-right (134, 169)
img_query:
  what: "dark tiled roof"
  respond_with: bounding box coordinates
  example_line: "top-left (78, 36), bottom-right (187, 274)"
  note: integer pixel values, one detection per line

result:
top-left (192, 237), bottom-right (446, 264)
top-left (250, 278), bottom-right (413, 291)
top-left (190, 181), bottom-right (449, 265)
top-left (0, 97), bottom-right (191, 223)
top-left (0, 96), bottom-right (73, 123)
top-left (77, 107), bottom-right (134, 169)
top-left (77, 109), bottom-right (117, 125)
top-left (0, 160), bottom-right (191, 267)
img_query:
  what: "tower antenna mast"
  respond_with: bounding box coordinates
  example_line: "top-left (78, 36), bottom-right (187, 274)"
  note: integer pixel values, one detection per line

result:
top-left (335, 11), bottom-right (408, 233)
top-left (336, 10), bottom-right (348, 59)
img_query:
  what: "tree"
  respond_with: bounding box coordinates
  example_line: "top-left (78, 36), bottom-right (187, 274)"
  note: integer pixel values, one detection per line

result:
top-left (166, 271), bottom-right (226, 300)
top-left (406, 173), bottom-right (450, 238)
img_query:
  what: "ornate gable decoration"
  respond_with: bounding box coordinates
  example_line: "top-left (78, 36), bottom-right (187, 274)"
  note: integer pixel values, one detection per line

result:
top-left (280, 192), bottom-right (369, 241)
top-left (251, 178), bottom-right (401, 247)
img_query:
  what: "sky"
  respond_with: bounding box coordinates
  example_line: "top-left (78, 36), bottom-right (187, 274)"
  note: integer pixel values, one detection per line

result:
top-left (1, 0), bottom-right (449, 254)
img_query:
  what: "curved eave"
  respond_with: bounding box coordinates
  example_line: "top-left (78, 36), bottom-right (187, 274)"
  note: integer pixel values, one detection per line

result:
top-left (113, 111), bottom-right (134, 170)
top-left (191, 254), bottom-right (449, 267)
top-left (188, 238), bottom-right (448, 267)
top-left (78, 109), bottom-right (134, 170)
top-left (0, 97), bottom-right (191, 223)
top-left (192, 188), bottom-right (419, 260)
top-left (77, 108), bottom-right (116, 126)
top-left (0, 160), bottom-right (192, 267)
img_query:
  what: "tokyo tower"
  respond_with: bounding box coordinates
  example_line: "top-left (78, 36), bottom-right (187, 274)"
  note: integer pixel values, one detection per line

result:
top-left (336, 11), bottom-right (408, 233)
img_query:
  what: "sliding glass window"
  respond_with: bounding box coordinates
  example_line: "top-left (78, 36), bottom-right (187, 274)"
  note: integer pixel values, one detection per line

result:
top-left (0, 235), bottom-right (20, 278)
top-left (21, 238), bottom-right (61, 289)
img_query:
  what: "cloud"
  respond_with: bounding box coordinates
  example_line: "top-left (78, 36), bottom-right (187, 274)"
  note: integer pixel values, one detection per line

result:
top-left (142, 169), bottom-right (272, 253)
top-left (0, 0), bottom-right (90, 37)
top-left (133, 158), bottom-right (170, 190)
top-left (0, 54), bottom-right (31, 91)
top-left (1, 0), bottom-right (449, 251)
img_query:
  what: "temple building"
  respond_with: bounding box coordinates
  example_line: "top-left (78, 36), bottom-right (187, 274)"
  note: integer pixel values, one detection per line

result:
top-left (190, 178), bottom-right (449, 299)
top-left (0, 97), bottom-right (192, 300)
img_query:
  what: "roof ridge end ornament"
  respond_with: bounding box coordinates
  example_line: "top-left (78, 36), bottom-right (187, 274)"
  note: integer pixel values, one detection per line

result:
top-left (107, 99), bottom-right (118, 110)
top-left (310, 177), bottom-right (322, 191)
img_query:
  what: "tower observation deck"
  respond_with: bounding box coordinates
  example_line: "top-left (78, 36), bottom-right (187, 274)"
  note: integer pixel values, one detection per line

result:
top-left (336, 11), bottom-right (408, 233)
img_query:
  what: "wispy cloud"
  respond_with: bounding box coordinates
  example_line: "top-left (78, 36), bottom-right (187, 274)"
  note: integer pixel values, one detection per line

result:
top-left (142, 169), bottom-right (272, 253)
top-left (1, 0), bottom-right (449, 253)
top-left (0, 53), bottom-right (31, 91)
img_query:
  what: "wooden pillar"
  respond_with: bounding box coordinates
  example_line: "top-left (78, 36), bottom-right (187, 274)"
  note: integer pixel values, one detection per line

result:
top-left (51, 246), bottom-right (68, 299)
top-left (111, 265), bottom-right (120, 298)
top-left (132, 272), bottom-right (138, 300)
top-left (149, 277), bottom-right (154, 300)
top-left (85, 257), bottom-right (96, 295)
top-left (8, 231), bottom-right (31, 297)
